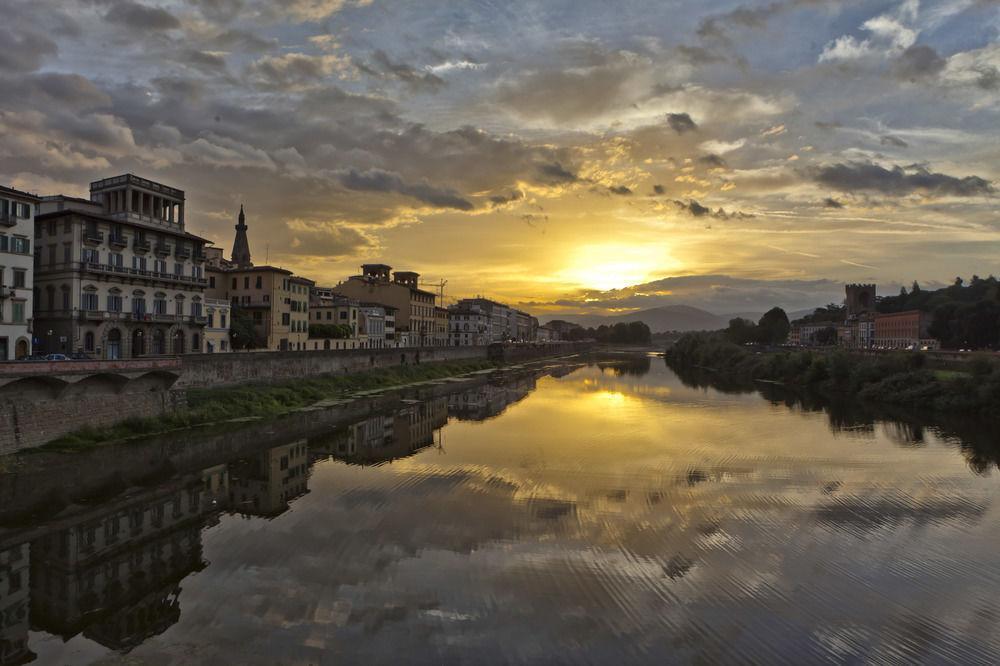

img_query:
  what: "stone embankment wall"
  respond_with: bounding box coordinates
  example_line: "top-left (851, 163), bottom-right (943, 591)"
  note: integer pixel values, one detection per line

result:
top-left (0, 343), bottom-right (585, 454)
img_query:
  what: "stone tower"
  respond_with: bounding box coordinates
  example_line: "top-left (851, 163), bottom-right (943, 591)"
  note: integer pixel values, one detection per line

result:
top-left (845, 283), bottom-right (876, 317)
top-left (231, 204), bottom-right (252, 267)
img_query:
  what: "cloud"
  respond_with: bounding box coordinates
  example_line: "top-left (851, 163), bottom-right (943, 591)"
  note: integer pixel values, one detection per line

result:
top-left (489, 190), bottom-right (524, 207)
top-left (822, 197), bottom-right (845, 208)
top-left (608, 185), bottom-right (632, 195)
top-left (247, 53), bottom-right (351, 89)
top-left (697, 154), bottom-right (727, 168)
top-left (880, 135), bottom-right (908, 148)
top-left (893, 45), bottom-right (947, 81)
top-left (652, 184), bottom-right (665, 195)
top-left (284, 219), bottom-right (374, 257)
top-left (536, 162), bottom-right (579, 184)
top-left (0, 28), bottom-right (57, 72)
top-left (355, 50), bottom-right (446, 93)
top-left (666, 112), bottom-right (697, 133)
top-left (338, 168), bottom-right (473, 210)
top-left (812, 161), bottom-right (995, 197)
top-left (671, 199), bottom-right (754, 219)
top-left (104, 1), bottom-right (181, 31)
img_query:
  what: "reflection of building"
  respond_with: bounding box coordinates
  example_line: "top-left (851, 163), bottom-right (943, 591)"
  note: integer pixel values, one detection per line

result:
top-left (228, 440), bottom-right (309, 518)
top-left (0, 185), bottom-right (37, 360)
top-left (316, 398), bottom-right (449, 465)
top-left (33, 175), bottom-right (210, 358)
top-left (447, 377), bottom-right (536, 421)
top-left (28, 469), bottom-right (223, 649)
top-left (0, 542), bottom-right (33, 665)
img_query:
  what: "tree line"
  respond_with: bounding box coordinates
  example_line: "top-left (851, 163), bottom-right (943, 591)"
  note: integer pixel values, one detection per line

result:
top-left (565, 321), bottom-right (652, 344)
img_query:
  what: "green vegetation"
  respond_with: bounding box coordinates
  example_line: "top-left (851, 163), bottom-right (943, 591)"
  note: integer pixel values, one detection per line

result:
top-left (566, 321), bottom-right (652, 344)
top-left (229, 305), bottom-right (264, 350)
top-left (42, 359), bottom-right (496, 452)
top-left (308, 323), bottom-right (353, 339)
top-left (667, 332), bottom-right (1000, 416)
top-left (724, 307), bottom-right (791, 345)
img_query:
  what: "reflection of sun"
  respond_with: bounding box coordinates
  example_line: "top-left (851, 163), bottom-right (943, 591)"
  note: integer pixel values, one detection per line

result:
top-left (589, 390), bottom-right (628, 409)
top-left (559, 243), bottom-right (680, 292)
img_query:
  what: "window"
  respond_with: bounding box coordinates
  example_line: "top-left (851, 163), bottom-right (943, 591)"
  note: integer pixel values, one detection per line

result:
top-left (231, 277), bottom-right (237, 289)
top-left (340, 311), bottom-right (347, 320)
top-left (64, 219), bottom-right (71, 233)
top-left (82, 291), bottom-right (98, 310)
top-left (154, 259), bottom-right (166, 274)
top-left (252, 311), bottom-right (262, 323)
top-left (174, 262), bottom-right (182, 276)
top-left (263, 294), bottom-right (269, 303)
top-left (209, 276), bottom-right (216, 288)
top-left (11, 237), bottom-right (29, 254)
top-left (110, 253), bottom-right (124, 268)
top-left (255, 276), bottom-right (262, 289)
top-left (282, 313), bottom-right (290, 326)
top-left (61, 288), bottom-right (70, 310)
top-left (208, 312), bottom-right (215, 328)
top-left (63, 244), bottom-right (71, 263)
top-left (132, 255), bottom-right (146, 271)
top-left (154, 296), bottom-right (167, 315)
top-left (82, 248), bottom-right (99, 264)
top-left (0, 235), bottom-right (7, 252)
top-left (244, 277), bottom-right (250, 289)
top-left (84, 331), bottom-right (95, 351)
top-left (12, 302), bottom-right (24, 323)
top-left (192, 265), bottom-right (202, 279)
top-left (221, 313), bottom-right (227, 328)
top-left (107, 292), bottom-right (123, 312)
top-left (47, 220), bottom-right (56, 235)
top-left (47, 245), bottom-right (56, 265)
top-left (221, 340), bottom-right (228, 351)
top-left (191, 301), bottom-right (202, 317)
top-left (132, 296), bottom-right (146, 316)
top-left (12, 269), bottom-right (25, 288)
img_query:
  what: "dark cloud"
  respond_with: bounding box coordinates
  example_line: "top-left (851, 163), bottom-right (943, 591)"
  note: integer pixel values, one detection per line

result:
top-left (3, 73), bottom-right (110, 110)
top-left (672, 199), bottom-right (754, 219)
top-left (697, 0), bottom-right (824, 45)
top-left (356, 50), bottom-right (446, 93)
top-left (0, 28), bottom-right (57, 72)
top-left (536, 162), bottom-right (579, 184)
top-left (608, 185), bottom-right (632, 195)
top-left (675, 44), bottom-right (727, 64)
top-left (893, 45), bottom-right (947, 81)
top-left (652, 184), bottom-right (665, 195)
top-left (521, 213), bottom-right (548, 227)
top-left (974, 65), bottom-right (1000, 90)
top-left (822, 197), bottom-right (845, 208)
top-left (667, 112), bottom-right (698, 134)
top-left (489, 190), bottom-right (524, 207)
top-left (812, 161), bottom-right (995, 197)
top-left (698, 153), bottom-right (727, 168)
top-left (814, 120), bottom-right (842, 130)
top-left (212, 29), bottom-right (278, 53)
top-left (880, 135), bottom-right (908, 148)
top-left (105, 1), bottom-right (181, 31)
top-left (181, 49), bottom-right (228, 73)
top-left (338, 168), bottom-right (473, 210)
top-left (246, 53), bottom-right (341, 90)
top-left (189, 0), bottom-right (245, 22)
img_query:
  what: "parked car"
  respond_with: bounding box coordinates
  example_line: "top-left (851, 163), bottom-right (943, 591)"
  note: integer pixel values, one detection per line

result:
top-left (69, 352), bottom-right (94, 360)
top-left (44, 353), bottom-right (70, 361)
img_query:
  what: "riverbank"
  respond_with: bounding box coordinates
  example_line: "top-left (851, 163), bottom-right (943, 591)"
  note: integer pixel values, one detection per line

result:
top-left (666, 332), bottom-right (1000, 417)
top-left (41, 359), bottom-right (499, 452)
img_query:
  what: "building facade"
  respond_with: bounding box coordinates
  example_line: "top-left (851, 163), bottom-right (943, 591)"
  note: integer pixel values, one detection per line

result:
top-left (33, 175), bottom-right (208, 359)
top-left (874, 310), bottom-right (937, 349)
top-left (334, 265), bottom-right (437, 346)
top-left (203, 298), bottom-right (231, 353)
top-left (448, 307), bottom-right (490, 346)
top-left (0, 186), bottom-right (38, 359)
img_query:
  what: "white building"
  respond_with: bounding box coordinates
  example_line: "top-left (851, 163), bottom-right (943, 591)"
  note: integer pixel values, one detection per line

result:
top-left (203, 297), bottom-right (231, 353)
top-left (0, 186), bottom-right (37, 359)
top-left (359, 305), bottom-right (387, 348)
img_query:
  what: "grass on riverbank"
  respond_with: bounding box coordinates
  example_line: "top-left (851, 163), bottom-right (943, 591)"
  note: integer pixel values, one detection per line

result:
top-left (42, 359), bottom-right (497, 452)
top-left (666, 333), bottom-right (1000, 416)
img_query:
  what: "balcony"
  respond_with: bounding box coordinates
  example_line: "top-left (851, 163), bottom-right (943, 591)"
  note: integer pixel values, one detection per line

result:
top-left (174, 245), bottom-right (191, 259)
top-left (0, 212), bottom-right (18, 227)
top-left (0, 286), bottom-right (14, 299)
top-left (133, 237), bottom-right (151, 252)
top-left (192, 250), bottom-right (206, 263)
top-left (78, 262), bottom-right (209, 287)
top-left (84, 229), bottom-right (104, 244)
top-left (154, 243), bottom-right (171, 256)
top-left (108, 234), bottom-right (127, 248)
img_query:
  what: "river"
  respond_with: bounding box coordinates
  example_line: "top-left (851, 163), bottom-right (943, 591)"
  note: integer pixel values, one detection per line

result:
top-left (3, 353), bottom-right (1000, 664)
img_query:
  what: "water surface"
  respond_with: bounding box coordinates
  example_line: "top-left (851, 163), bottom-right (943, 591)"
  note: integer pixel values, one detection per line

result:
top-left (4, 355), bottom-right (1000, 664)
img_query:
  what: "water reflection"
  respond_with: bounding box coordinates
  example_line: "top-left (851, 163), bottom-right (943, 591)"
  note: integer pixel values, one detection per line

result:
top-left (2, 355), bottom-right (1000, 664)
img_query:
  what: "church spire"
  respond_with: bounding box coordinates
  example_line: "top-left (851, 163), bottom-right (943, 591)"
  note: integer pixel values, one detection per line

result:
top-left (231, 204), bottom-right (253, 267)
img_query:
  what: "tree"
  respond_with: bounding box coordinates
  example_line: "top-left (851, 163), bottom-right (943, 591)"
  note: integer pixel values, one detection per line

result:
top-left (229, 305), bottom-right (262, 350)
top-left (911, 281), bottom-right (921, 294)
top-left (725, 317), bottom-right (758, 345)
top-left (757, 307), bottom-right (790, 345)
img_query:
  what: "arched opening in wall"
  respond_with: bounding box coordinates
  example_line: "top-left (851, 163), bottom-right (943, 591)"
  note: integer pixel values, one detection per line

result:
top-left (192, 333), bottom-right (200, 353)
top-left (132, 328), bottom-right (145, 357)
top-left (15, 338), bottom-right (28, 358)
top-left (107, 329), bottom-right (122, 360)
top-left (84, 331), bottom-right (95, 352)
top-left (152, 328), bottom-right (165, 355)
top-left (324, 339), bottom-right (330, 350)
top-left (172, 330), bottom-right (185, 355)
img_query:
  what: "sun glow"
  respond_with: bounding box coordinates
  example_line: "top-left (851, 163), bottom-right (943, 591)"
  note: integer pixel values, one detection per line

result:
top-left (558, 243), bottom-right (679, 292)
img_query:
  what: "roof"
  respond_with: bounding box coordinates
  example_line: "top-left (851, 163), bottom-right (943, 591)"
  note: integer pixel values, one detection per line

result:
top-left (34, 209), bottom-right (211, 243)
top-left (217, 264), bottom-right (293, 275)
top-left (290, 275), bottom-right (315, 285)
top-left (0, 184), bottom-right (41, 201)
top-left (394, 270), bottom-right (420, 277)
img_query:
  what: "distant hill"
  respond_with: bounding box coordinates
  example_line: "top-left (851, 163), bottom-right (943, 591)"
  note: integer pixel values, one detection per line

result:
top-left (543, 305), bottom-right (730, 333)
top-left (543, 305), bottom-right (825, 334)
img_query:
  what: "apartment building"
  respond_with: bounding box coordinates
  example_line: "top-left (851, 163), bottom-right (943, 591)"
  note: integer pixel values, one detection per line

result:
top-left (434, 306), bottom-right (449, 347)
top-left (454, 297), bottom-right (512, 342)
top-left (448, 307), bottom-right (490, 346)
top-left (334, 265), bottom-right (437, 346)
top-left (33, 175), bottom-right (208, 358)
top-left (203, 298), bottom-right (231, 353)
top-left (0, 186), bottom-right (37, 359)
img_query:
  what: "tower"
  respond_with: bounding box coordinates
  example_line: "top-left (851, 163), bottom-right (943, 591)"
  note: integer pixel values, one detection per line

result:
top-left (845, 283), bottom-right (876, 317)
top-left (231, 204), bottom-right (252, 267)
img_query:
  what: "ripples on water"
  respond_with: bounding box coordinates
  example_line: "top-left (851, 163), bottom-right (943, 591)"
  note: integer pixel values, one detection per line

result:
top-left (2, 353), bottom-right (1000, 664)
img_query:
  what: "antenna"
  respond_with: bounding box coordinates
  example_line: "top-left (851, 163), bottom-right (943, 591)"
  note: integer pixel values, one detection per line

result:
top-left (265, 243), bottom-right (269, 264)
top-left (429, 279), bottom-right (448, 307)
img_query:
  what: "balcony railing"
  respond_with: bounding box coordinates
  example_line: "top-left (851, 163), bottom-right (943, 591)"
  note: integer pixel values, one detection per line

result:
top-left (154, 243), bottom-right (171, 256)
top-left (0, 212), bottom-right (18, 227)
top-left (108, 234), bottom-right (127, 248)
top-left (174, 246), bottom-right (191, 259)
top-left (78, 309), bottom-right (205, 324)
top-left (84, 229), bottom-right (104, 244)
top-left (79, 262), bottom-right (208, 287)
top-left (133, 237), bottom-right (151, 252)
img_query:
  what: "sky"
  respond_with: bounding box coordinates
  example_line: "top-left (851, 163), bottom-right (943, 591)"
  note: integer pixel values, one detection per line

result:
top-left (2, 0), bottom-right (998, 317)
